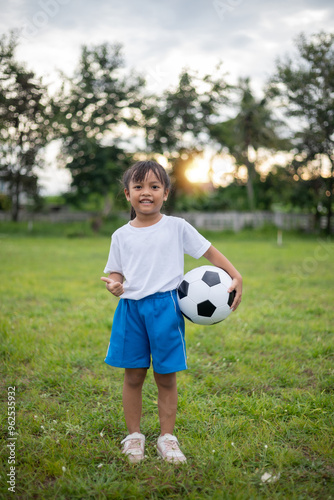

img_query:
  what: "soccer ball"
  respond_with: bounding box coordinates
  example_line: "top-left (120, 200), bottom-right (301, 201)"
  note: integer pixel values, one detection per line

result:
top-left (177, 266), bottom-right (236, 325)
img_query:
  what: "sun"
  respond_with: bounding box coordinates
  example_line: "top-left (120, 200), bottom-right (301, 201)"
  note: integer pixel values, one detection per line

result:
top-left (185, 151), bottom-right (236, 187)
top-left (185, 157), bottom-right (210, 184)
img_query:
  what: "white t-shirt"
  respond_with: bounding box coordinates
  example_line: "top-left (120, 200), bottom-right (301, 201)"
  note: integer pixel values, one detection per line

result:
top-left (104, 215), bottom-right (211, 300)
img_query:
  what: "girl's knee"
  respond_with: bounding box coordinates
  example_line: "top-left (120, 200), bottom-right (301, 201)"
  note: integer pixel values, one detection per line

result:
top-left (124, 368), bottom-right (147, 388)
top-left (154, 371), bottom-right (176, 390)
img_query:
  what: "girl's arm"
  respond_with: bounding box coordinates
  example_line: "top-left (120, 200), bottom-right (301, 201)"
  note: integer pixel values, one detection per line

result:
top-left (100, 272), bottom-right (124, 297)
top-left (203, 245), bottom-right (242, 311)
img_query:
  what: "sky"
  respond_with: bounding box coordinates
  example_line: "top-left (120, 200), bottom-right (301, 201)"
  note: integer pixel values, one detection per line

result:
top-left (1, 0), bottom-right (334, 194)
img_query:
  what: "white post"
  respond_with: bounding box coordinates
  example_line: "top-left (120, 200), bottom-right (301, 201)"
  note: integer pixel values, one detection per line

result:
top-left (277, 229), bottom-right (283, 246)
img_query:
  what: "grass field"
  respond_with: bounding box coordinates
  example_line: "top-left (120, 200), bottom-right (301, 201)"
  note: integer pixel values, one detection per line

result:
top-left (0, 223), bottom-right (333, 499)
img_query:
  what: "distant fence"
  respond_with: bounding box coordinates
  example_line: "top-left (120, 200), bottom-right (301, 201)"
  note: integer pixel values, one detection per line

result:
top-left (0, 211), bottom-right (92, 223)
top-left (175, 211), bottom-right (332, 233)
top-left (0, 210), bottom-right (332, 233)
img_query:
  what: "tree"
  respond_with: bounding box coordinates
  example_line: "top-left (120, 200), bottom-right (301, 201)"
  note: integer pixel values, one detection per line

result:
top-left (63, 142), bottom-right (133, 213)
top-left (268, 31), bottom-right (334, 233)
top-left (0, 32), bottom-right (53, 221)
top-left (142, 67), bottom-right (230, 208)
top-left (54, 42), bottom-right (145, 211)
top-left (209, 78), bottom-right (289, 211)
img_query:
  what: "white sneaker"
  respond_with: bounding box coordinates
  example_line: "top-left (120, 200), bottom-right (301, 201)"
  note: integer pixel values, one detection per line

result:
top-left (157, 434), bottom-right (187, 463)
top-left (121, 432), bottom-right (145, 463)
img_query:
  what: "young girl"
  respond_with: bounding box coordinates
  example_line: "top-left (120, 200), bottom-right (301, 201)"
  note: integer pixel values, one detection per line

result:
top-left (101, 160), bottom-right (242, 464)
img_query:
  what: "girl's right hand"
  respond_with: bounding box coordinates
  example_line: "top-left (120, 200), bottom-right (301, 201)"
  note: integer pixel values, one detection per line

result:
top-left (100, 277), bottom-right (124, 297)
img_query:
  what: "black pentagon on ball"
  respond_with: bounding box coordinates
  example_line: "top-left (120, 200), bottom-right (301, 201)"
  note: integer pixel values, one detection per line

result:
top-left (202, 271), bottom-right (221, 287)
top-left (228, 289), bottom-right (236, 307)
top-left (178, 280), bottom-right (189, 300)
top-left (197, 300), bottom-right (216, 317)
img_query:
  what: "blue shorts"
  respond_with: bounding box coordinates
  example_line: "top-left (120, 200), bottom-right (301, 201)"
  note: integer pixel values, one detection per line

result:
top-left (105, 290), bottom-right (187, 374)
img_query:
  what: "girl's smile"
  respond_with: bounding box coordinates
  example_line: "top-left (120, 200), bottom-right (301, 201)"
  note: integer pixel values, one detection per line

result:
top-left (140, 199), bottom-right (153, 204)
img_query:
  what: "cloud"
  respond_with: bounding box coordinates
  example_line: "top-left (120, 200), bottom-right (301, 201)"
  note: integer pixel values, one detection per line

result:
top-left (1, 0), bottom-right (333, 91)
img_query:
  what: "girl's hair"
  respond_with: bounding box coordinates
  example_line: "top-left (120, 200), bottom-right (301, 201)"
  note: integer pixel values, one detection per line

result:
top-left (123, 160), bottom-right (171, 220)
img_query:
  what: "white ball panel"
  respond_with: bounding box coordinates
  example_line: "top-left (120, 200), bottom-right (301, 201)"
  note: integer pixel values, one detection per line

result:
top-left (211, 304), bottom-right (232, 323)
top-left (178, 295), bottom-right (198, 319)
top-left (182, 268), bottom-right (203, 283)
top-left (188, 280), bottom-right (211, 303)
top-left (208, 285), bottom-right (229, 307)
top-left (192, 314), bottom-right (215, 325)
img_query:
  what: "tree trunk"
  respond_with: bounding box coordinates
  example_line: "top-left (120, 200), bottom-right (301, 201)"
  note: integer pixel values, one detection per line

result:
top-left (11, 176), bottom-right (20, 222)
top-left (102, 193), bottom-right (113, 217)
top-left (245, 158), bottom-right (256, 212)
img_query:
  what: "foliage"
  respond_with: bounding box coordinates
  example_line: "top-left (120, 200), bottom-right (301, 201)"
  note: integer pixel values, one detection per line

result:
top-left (0, 192), bottom-right (11, 211)
top-left (0, 32), bottom-right (53, 221)
top-left (54, 42), bottom-right (145, 210)
top-left (268, 31), bottom-right (334, 233)
top-left (143, 67), bottom-right (230, 208)
top-left (144, 67), bottom-right (229, 152)
top-left (209, 78), bottom-right (290, 211)
top-left (174, 183), bottom-right (249, 212)
top-left (62, 144), bottom-right (133, 212)
top-left (256, 164), bottom-right (329, 216)
top-left (0, 231), bottom-right (333, 498)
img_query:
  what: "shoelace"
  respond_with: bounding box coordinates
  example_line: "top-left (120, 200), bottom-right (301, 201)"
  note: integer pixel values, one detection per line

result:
top-left (164, 440), bottom-right (180, 452)
top-left (125, 439), bottom-right (142, 452)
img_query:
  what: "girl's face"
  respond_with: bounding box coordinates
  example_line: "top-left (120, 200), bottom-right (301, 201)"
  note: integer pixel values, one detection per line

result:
top-left (124, 170), bottom-right (169, 219)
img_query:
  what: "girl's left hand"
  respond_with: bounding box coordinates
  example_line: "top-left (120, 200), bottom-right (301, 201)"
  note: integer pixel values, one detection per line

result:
top-left (228, 276), bottom-right (242, 311)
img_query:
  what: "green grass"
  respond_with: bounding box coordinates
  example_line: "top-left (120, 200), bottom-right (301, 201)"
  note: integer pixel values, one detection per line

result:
top-left (0, 225), bottom-right (333, 499)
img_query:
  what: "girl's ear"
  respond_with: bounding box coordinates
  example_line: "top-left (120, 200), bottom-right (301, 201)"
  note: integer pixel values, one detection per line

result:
top-left (124, 188), bottom-right (130, 201)
top-left (163, 189), bottom-right (169, 201)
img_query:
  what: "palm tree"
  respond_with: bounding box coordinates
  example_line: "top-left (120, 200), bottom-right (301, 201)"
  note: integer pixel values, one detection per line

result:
top-left (210, 78), bottom-right (289, 211)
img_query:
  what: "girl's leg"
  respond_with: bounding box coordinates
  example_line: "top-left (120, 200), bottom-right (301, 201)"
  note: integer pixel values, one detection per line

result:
top-left (154, 371), bottom-right (178, 435)
top-left (123, 368), bottom-right (147, 434)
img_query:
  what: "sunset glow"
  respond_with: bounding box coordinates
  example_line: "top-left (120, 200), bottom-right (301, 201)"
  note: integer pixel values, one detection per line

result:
top-left (185, 152), bottom-right (236, 187)
top-left (185, 157), bottom-right (210, 184)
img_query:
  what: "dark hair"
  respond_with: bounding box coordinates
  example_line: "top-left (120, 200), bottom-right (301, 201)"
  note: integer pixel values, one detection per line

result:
top-left (123, 160), bottom-right (171, 220)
